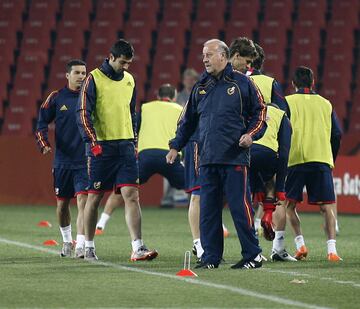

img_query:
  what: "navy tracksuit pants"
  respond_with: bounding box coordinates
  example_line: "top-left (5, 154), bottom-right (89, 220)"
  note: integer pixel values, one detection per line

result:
top-left (199, 164), bottom-right (262, 265)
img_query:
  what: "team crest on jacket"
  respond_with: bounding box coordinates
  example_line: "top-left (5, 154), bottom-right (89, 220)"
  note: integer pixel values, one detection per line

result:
top-left (199, 89), bottom-right (206, 95)
top-left (60, 105), bottom-right (68, 111)
top-left (227, 86), bottom-right (235, 95)
top-left (93, 182), bottom-right (102, 190)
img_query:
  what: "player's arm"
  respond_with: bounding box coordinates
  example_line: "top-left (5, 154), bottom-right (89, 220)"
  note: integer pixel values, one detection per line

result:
top-left (243, 79), bottom-right (267, 145)
top-left (275, 114), bottom-right (292, 197)
top-left (271, 80), bottom-right (290, 116)
top-left (76, 74), bottom-right (101, 156)
top-left (169, 86), bottom-right (199, 152)
top-left (35, 91), bottom-right (57, 154)
top-left (330, 110), bottom-right (342, 162)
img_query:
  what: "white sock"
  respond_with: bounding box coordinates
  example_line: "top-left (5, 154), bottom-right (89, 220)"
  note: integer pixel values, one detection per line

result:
top-left (59, 225), bottom-right (72, 243)
top-left (294, 235), bottom-right (305, 250)
top-left (254, 254), bottom-right (262, 262)
top-left (132, 239), bottom-right (144, 252)
top-left (85, 240), bottom-right (95, 248)
top-left (97, 213), bottom-right (111, 230)
top-left (76, 234), bottom-right (85, 249)
top-left (254, 218), bottom-right (261, 230)
top-left (193, 238), bottom-right (204, 258)
top-left (272, 231), bottom-right (285, 252)
top-left (327, 239), bottom-right (337, 255)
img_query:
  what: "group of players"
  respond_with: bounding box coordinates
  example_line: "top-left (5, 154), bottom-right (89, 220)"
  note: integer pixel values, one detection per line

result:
top-left (35, 36), bottom-right (342, 268)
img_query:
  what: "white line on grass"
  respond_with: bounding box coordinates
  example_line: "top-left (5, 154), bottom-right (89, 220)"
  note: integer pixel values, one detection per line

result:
top-left (264, 269), bottom-right (360, 288)
top-left (0, 237), bottom-right (331, 309)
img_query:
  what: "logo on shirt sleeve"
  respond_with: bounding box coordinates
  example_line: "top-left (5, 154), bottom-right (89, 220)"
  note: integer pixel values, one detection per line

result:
top-left (199, 89), bottom-right (206, 95)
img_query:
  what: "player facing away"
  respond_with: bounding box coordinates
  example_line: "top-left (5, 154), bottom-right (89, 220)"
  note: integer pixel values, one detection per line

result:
top-left (167, 39), bottom-right (267, 270)
top-left (76, 39), bottom-right (157, 261)
top-left (285, 66), bottom-right (342, 262)
top-left (35, 59), bottom-right (88, 258)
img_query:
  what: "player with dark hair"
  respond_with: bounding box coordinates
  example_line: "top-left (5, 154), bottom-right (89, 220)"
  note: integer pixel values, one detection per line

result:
top-left (35, 59), bottom-right (88, 258)
top-left (285, 66), bottom-right (342, 262)
top-left (77, 39), bottom-right (157, 261)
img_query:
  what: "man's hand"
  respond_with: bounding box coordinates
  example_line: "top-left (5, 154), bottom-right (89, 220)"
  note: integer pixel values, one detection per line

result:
top-left (42, 146), bottom-right (52, 155)
top-left (239, 133), bottom-right (253, 148)
top-left (91, 144), bottom-right (103, 157)
top-left (166, 149), bottom-right (178, 164)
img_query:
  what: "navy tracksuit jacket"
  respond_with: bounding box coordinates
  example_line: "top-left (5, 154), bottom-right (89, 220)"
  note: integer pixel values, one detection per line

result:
top-left (170, 63), bottom-right (267, 265)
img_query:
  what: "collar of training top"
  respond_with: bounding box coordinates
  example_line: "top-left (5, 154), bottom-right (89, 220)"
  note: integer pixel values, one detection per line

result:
top-left (99, 59), bottom-right (125, 81)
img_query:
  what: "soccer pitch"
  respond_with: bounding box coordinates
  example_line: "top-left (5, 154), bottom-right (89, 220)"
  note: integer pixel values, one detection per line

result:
top-left (0, 205), bottom-right (359, 309)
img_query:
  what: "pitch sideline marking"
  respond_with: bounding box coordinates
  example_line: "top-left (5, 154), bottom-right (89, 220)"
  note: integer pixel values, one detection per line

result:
top-left (0, 237), bottom-right (331, 309)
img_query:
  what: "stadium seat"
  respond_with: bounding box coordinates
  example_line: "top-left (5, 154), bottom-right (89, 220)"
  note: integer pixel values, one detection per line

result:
top-left (264, 0), bottom-right (293, 29)
top-left (96, 0), bottom-right (126, 26)
top-left (0, 0), bottom-right (25, 31)
top-left (196, 0), bottom-right (226, 29)
top-left (331, 1), bottom-right (359, 25)
top-left (162, 1), bottom-right (192, 30)
top-left (2, 108), bottom-right (34, 136)
top-left (296, 0), bottom-right (327, 28)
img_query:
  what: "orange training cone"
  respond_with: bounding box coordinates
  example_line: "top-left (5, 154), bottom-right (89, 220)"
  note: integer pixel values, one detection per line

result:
top-left (176, 251), bottom-right (198, 277)
top-left (176, 269), bottom-right (198, 277)
top-left (95, 228), bottom-right (103, 235)
top-left (37, 220), bottom-right (52, 227)
top-left (43, 239), bottom-right (58, 246)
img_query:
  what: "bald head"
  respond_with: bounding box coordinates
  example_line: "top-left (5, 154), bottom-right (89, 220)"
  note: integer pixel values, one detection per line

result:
top-left (203, 39), bottom-right (229, 77)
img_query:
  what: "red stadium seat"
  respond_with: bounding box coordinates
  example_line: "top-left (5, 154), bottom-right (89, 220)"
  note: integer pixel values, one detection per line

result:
top-left (331, 1), bottom-right (359, 25)
top-left (196, 0), bottom-right (226, 29)
top-left (0, 0), bottom-right (26, 31)
top-left (96, 0), bottom-right (126, 27)
top-left (264, 0), bottom-right (293, 29)
top-left (225, 12), bottom-right (259, 42)
top-left (2, 108), bottom-right (34, 136)
top-left (163, 0), bottom-right (192, 29)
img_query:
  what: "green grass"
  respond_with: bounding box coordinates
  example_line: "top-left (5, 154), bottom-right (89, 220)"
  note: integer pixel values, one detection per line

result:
top-left (0, 205), bottom-right (359, 309)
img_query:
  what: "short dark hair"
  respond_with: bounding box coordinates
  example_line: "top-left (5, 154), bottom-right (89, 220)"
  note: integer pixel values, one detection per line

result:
top-left (110, 39), bottom-right (134, 59)
top-left (252, 43), bottom-right (265, 70)
top-left (293, 66), bottom-right (314, 88)
top-left (66, 59), bottom-right (86, 73)
top-left (158, 84), bottom-right (176, 100)
top-left (229, 37), bottom-right (257, 59)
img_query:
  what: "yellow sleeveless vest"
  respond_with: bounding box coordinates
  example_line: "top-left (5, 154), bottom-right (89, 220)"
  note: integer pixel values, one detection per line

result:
top-left (250, 74), bottom-right (274, 104)
top-left (254, 106), bottom-right (284, 152)
top-left (91, 68), bottom-right (135, 141)
top-left (138, 101), bottom-right (183, 152)
top-left (286, 93), bottom-right (334, 168)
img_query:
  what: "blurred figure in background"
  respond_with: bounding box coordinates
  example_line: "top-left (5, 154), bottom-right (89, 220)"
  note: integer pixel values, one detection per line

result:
top-left (176, 68), bottom-right (199, 106)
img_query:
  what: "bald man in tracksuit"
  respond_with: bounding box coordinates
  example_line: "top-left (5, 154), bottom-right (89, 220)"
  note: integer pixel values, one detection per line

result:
top-left (167, 39), bottom-right (267, 269)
